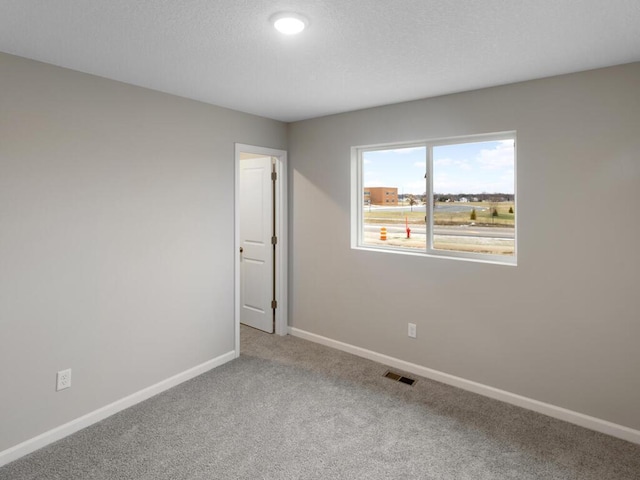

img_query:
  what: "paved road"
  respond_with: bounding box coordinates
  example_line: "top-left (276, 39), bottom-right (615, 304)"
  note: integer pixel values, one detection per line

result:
top-left (365, 224), bottom-right (514, 239)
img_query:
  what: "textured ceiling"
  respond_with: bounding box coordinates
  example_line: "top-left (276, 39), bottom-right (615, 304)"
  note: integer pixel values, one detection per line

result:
top-left (1, 0), bottom-right (639, 122)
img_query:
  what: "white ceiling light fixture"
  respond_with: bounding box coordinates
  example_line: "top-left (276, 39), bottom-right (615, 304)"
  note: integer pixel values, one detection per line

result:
top-left (271, 12), bottom-right (308, 35)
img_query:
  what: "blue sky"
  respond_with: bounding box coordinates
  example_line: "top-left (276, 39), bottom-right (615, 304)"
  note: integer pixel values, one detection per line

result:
top-left (363, 139), bottom-right (515, 194)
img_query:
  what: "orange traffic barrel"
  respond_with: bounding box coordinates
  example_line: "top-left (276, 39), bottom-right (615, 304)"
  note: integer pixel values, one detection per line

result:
top-left (380, 227), bottom-right (387, 241)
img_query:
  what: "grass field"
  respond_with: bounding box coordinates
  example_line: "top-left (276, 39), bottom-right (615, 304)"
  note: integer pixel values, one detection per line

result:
top-left (364, 202), bottom-right (515, 227)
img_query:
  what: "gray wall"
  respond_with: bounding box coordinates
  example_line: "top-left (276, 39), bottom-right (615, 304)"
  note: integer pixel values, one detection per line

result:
top-left (0, 52), bottom-right (286, 451)
top-left (288, 63), bottom-right (640, 430)
top-left (2, 50), bottom-right (638, 454)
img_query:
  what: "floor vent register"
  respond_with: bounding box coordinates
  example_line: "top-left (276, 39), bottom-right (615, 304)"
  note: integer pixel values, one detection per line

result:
top-left (383, 370), bottom-right (417, 386)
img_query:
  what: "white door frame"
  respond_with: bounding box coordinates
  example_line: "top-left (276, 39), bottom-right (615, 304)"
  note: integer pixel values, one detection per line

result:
top-left (234, 144), bottom-right (288, 356)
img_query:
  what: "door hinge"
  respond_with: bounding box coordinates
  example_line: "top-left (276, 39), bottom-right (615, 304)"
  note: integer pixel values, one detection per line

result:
top-left (271, 236), bottom-right (278, 245)
top-left (271, 300), bottom-right (278, 309)
top-left (271, 171), bottom-right (277, 181)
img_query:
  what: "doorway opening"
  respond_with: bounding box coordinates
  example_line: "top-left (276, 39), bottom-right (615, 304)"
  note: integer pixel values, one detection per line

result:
top-left (234, 144), bottom-right (288, 357)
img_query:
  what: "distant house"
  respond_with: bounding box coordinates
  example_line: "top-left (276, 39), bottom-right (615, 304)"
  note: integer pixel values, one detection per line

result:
top-left (459, 197), bottom-right (469, 203)
top-left (365, 187), bottom-right (398, 205)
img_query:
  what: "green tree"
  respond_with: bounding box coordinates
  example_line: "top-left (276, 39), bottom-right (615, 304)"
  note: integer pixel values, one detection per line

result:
top-left (509, 206), bottom-right (514, 214)
top-left (470, 208), bottom-right (477, 221)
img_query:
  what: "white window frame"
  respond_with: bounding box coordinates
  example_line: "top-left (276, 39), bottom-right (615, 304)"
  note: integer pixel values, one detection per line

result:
top-left (351, 132), bottom-right (517, 266)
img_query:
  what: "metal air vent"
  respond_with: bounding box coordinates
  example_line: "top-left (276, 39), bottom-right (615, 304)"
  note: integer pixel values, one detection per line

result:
top-left (383, 370), bottom-right (416, 386)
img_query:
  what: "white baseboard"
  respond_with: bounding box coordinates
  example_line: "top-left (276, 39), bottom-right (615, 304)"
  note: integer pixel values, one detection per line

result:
top-left (289, 327), bottom-right (640, 445)
top-left (0, 350), bottom-right (236, 468)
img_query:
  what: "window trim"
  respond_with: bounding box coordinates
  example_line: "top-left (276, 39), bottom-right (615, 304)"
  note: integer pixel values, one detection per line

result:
top-left (351, 132), bottom-right (517, 266)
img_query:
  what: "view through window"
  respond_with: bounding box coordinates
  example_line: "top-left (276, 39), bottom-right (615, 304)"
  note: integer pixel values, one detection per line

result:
top-left (358, 134), bottom-right (516, 262)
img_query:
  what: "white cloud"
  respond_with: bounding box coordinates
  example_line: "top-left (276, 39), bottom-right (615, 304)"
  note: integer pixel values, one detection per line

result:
top-left (414, 161), bottom-right (426, 168)
top-left (403, 180), bottom-right (427, 193)
top-left (435, 158), bottom-right (472, 170)
top-left (433, 178), bottom-right (469, 192)
top-left (433, 170), bottom-right (513, 194)
top-left (476, 141), bottom-right (514, 170)
top-left (364, 179), bottom-right (384, 187)
top-left (434, 158), bottom-right (452, 166)
top-left (500, 169), bottom-right (515, 182)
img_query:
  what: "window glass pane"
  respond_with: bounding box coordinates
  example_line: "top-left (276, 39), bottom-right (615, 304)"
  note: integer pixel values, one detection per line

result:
top-left (432, 139), bottom-right (515, 256)
top-left (362, 146), bottom-right (427, 250)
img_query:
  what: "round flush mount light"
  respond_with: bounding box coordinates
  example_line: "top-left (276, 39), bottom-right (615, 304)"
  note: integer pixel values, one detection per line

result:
top-left (271, 12), bottom-right (308, 35)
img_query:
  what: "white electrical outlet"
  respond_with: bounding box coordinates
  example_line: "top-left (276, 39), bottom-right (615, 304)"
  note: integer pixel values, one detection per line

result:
top-left (56, 369), bottom-right (71, 391)
top-left (408, 323), bottom-right (417, 338)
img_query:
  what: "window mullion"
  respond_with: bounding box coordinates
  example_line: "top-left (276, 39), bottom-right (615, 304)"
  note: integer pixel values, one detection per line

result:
top-left (426, 144), bottom-right (434, 253)
top-left (357, 148), bottom-right (364, 247)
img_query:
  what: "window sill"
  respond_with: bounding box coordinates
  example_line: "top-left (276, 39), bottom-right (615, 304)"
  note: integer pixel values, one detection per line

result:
top-left (353, 244), bottom-right (517, 267)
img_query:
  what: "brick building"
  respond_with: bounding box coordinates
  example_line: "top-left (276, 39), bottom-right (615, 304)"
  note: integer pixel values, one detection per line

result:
top-left (364, 187), bottom-right (398, 206)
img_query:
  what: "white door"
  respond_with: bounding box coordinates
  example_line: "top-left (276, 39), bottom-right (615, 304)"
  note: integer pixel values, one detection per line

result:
top-left (239, 155), bottom-right (274, 333)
